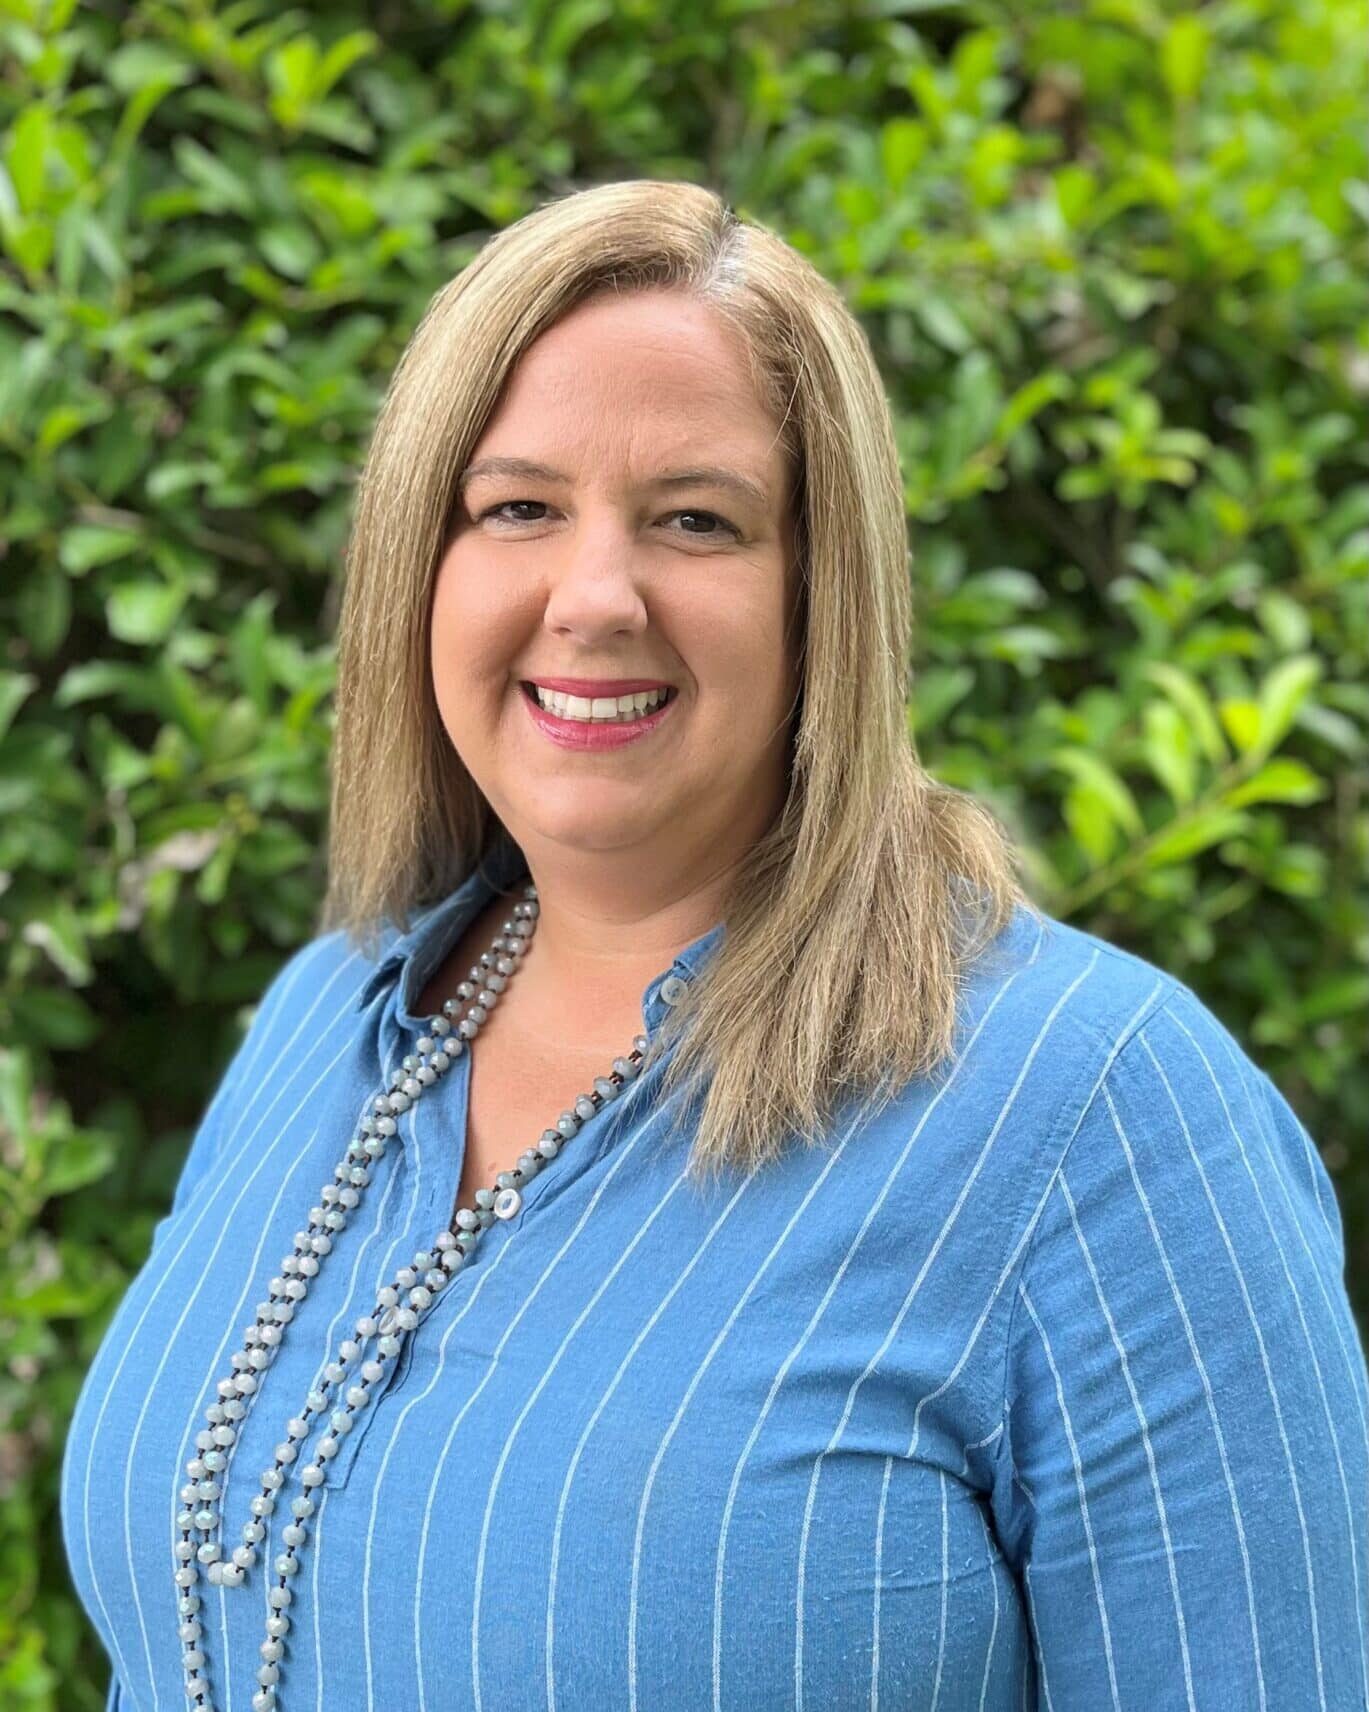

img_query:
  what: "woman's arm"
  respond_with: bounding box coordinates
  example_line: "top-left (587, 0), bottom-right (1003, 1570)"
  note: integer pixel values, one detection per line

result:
top-left (991, 982), bottom-right (1369, 1709)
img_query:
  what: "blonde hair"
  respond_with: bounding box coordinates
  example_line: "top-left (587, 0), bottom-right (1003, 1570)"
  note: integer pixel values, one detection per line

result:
top-left (319, 177), bottom-right (1038, 1182)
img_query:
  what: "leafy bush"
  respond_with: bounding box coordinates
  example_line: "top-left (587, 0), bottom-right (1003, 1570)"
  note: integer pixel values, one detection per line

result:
top-left (1, 0), bottom-right (1364, 1701)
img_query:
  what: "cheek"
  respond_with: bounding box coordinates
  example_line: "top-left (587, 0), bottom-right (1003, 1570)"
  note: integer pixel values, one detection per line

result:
top-left (676, 588), bottom-right (790, 705)
top-left (429, 556), bottom-right (522, 690)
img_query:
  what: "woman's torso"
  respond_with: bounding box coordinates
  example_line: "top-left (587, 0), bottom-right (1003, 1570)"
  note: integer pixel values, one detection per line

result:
top-left (60, 888), bottom-right (1172, 1712)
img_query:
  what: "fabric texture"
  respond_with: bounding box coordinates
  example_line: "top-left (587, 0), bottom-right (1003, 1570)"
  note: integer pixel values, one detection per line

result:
top-left (60, 842), bottom-right (1369, 1710)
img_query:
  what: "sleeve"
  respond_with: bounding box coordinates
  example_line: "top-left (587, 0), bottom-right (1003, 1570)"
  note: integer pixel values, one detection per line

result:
top-left (990, 981), bottom-right (1369, 1710)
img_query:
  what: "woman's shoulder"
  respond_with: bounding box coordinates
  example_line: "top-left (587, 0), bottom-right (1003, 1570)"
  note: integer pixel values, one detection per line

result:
top-left (958, 898), bottom-right (1186, 1079)
top-left (151, 924), bottom-right (401, 1236)
top-left (242, 921), bottom-right (400, 1041)
top-left (962, 901), bottom-right (1338, 1261)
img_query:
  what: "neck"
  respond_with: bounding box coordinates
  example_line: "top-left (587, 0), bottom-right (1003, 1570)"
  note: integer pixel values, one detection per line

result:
top-left (504, 841), bottom-right (737, 1033)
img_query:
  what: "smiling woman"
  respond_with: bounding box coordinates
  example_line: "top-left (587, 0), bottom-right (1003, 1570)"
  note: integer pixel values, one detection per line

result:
top-left (59, 179), bottom-right (1368, 1712)
top-left (425, 285), bottom-right (801, 955)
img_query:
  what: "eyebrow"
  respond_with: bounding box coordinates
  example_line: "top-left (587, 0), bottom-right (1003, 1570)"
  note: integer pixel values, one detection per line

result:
top-left (457, 456), bottom-right (771, 512)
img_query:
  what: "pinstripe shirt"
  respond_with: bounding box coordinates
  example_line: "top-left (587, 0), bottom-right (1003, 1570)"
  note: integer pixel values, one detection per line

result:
top-left (60, 841), bottom-right (1369, 1711)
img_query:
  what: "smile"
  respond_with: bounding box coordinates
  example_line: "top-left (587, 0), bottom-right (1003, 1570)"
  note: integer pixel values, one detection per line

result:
top-left (519, 681), bottom-right (679, 751)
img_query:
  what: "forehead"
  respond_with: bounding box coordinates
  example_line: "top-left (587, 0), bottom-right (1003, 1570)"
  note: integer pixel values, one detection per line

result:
top-left (481, 291), bottom-right (778, 453)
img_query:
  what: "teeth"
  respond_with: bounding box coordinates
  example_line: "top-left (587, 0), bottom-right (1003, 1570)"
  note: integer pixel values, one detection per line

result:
top-left (531, 686), bottom-right (671, 722)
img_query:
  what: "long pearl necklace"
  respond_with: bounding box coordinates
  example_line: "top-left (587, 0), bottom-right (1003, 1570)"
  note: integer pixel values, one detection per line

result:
top-left (171, 881), bottom-right (652, 1711)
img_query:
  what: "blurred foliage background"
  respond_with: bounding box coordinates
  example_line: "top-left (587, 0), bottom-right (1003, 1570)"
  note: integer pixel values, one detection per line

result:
top-left (2, 0), bottom-right (1366, 1702)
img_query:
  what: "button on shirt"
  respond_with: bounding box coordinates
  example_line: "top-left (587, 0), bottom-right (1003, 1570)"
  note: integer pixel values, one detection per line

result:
top-left (60, 841), bottom-right (1369, 1711)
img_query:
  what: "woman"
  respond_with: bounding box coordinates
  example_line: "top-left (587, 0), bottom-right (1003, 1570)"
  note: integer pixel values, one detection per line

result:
top-left (60, 180), bottom-right (1368, 1712)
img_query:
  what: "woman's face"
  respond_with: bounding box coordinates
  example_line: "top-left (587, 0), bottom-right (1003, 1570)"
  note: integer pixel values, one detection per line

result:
top-left (429, 288), bottom-right (799, 884)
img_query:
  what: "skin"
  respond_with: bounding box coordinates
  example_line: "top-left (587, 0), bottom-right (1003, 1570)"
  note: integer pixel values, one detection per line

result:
top-left (427, 286), bottom-right (800, 1054)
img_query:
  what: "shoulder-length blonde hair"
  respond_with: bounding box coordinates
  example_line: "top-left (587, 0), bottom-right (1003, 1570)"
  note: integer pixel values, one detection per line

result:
top-left (319, 177), bottom-right (1038, 1183)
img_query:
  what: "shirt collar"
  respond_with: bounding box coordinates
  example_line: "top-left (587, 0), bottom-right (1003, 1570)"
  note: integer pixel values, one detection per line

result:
top-left (352, 841), bottom-right (727, 1027)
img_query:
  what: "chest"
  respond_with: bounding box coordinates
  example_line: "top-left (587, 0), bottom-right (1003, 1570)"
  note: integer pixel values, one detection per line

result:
top-left (458, 1035), bottom-right (606, 1187)
top-left (412, 912), bottom-right (651, 1216)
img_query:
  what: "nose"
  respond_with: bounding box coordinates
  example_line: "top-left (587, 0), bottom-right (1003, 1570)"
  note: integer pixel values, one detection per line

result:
top-left (539, 513), bottom-right (651, 636)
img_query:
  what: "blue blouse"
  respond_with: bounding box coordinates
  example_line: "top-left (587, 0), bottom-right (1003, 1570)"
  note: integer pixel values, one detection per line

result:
top-left (60, 841), bottom-right (1369, 1711)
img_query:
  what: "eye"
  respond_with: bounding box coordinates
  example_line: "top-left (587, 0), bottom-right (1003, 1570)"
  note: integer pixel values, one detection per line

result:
top-left (475, 501), bottom-right (741, 540)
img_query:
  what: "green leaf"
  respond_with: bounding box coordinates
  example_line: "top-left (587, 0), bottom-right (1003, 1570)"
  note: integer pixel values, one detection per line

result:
top-left (0, 1048), bottom-right (33, 1144)
top-left (1253, 655), bottom-right (1322, 754)
top-left (1219, 698), bottom-right (1261, 755)
top-left (311, 29), bottom-right (380, 100)
top-left (1050, 748), bottom-right (1144, 836)
top-left (54, 660), bottom-right (154, 707)
top-left (1064, 783), bottom-right (1119, 865)
top-left (16, 985), bottom-right (99, 1049)
top-left (106, 578), bottom-right (188, 645)
top-left (0, 669), bottom-right (37, 742)
top-left (42, 1128), bottom-right (118, 1197)
top-left (1224, 759), bottom-right (1325, 810)
top-left (59, 523), bottom-right (144, 575)
top-left (6, 104), bottom-right (52, 213)
top-left (1140, 702), bottom-right (1197, 805)
top-left (908, 664), bottom-right (974, 734)
top-left (1294, 974), bottom-right (1369, 1026)
top-left (106, 42), bottom-right (196, 94)
top-left (1140, 662), bottom-right (1228, 766)
top-left (171, 136), bottom-right (254, 213)
top-left (996, 371), bottom-right (1072, 440)
top-left (1142, 809), bottom-right (1251, 867)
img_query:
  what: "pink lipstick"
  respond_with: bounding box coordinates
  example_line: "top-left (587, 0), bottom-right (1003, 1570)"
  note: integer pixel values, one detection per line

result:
top-left (519, 681), bottom-right (679, 751)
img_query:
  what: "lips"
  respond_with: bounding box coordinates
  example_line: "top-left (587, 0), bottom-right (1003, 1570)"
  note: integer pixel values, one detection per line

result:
top-left (519, 680), bottom-right (679, 749)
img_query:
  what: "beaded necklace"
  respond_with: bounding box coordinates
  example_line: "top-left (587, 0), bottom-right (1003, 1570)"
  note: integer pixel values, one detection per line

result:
top-left (171, 881), bottom-right (656, 1710)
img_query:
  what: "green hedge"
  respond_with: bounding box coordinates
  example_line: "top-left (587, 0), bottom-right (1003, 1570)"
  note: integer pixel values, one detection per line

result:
top-left (2, 0), bottom-right (1365, 1702)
